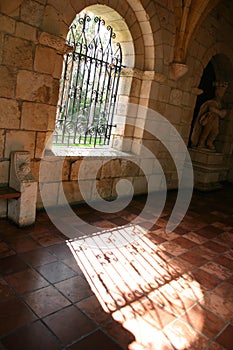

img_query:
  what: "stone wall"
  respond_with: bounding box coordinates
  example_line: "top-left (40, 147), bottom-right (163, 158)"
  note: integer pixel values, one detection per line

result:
top-left (0, 0), bottom-right (233, 217)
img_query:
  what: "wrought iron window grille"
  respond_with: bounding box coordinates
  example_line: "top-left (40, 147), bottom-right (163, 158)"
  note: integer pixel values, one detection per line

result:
top-left (53, 13), bottom-right (123, 147)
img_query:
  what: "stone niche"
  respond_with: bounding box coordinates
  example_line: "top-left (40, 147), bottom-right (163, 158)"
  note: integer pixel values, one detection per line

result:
top-left (189, 148), bottom-right (228, 191)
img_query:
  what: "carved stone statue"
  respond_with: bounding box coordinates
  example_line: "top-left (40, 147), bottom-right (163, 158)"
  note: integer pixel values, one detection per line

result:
top-left (191, 82), bottom-right (228, 151)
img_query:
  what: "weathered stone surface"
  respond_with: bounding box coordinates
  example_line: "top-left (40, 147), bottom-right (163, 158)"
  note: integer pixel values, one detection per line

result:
top-left (133, 175), bottom-right (147, 194)
top-left (169, 88), bottom-right (183, 105)
top-left (38, 32), bottom-right (66, 52)
top-left (0, 199), bottom-right (7, 218)
top-left (2, 36), bottom-right (33, 69)
top-left (16, 22), bottom-right (37, 41)
top-left (4, 130), bottom-right (36, 158)
top-left (0, 160), bottom-right (9, 184)
top-left (0, 66), bottom-right (17, 98)
top-left (7, 151), bottom-right (38, 227)
top-left (0, 130), bottom-right (5, 158)
top-left (16, 70), bottom-right (58, 104)
top-left (35, 132), bottom-right (53, 159)
top-left (101, 159), bottom-right (121, 178)
top-left (47, 0), bottom-right (76, 25)
top-left (95, 179), bottom-right (113, 200)
top-left (42, 5), bottom-right (68, 36)
top-left (71, 159), bottom-right (103, 181)
top-left (34, 45), bottom-right (57, 74)
top-left (59, 181), bottom-right (82, 205)
top-left (0, 0), bottom-right (23, 15)
top-left (0, 98), bottom-right (20, 128)
top-left (121, 159), bottom-right (140, 177)
top-left (39, 157), bottom-right (69, 182)
top-left (0, 14), bottom-right (15, 33)
top-left (20, 0), bottom-right (44, 27)
top-left (21, 102), bottom-right (56, 131)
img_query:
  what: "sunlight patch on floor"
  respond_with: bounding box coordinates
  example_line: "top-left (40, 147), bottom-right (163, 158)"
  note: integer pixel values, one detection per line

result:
top-left (67, 224), bottom-right (205, 349)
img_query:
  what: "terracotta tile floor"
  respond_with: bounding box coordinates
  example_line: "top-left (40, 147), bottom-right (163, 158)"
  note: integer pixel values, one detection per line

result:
top-left (0, 184), bottom-right (233, 349)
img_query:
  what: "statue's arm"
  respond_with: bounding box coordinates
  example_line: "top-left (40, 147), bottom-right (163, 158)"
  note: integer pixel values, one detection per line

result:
top-left (209, 106), bottom-right (227, 118)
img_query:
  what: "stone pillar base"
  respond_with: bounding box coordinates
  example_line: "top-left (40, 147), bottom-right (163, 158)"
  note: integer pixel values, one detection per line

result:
top-left (189, 148), bottom-right (228, 191)
top-left (8, 151), bottom-right (38, 227)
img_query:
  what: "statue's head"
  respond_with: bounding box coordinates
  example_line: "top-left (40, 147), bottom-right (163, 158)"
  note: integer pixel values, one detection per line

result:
top-left (213, 81), bottom-right (228, 100)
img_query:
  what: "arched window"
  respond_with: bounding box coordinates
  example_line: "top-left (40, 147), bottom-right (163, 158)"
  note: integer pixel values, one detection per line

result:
top-left (53, 11), bottom-right (123, 147)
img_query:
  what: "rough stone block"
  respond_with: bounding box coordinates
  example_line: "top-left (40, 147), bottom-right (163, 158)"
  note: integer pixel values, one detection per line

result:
top-left (35, 132), bottom-right (53, 159)
top-left (2, 36), bottom-right (33, 69)
top-left (158, 84), bottom-right (171, 103)
top-left (16, 22), bottom-right (37, 41)
top-left (0, 14), bottom-right (15, 33)
top-left (0, 0), bottom-right (22, 16)
top-left (133, 176), bottom-right (148, 194)
top-left (38, 32), bottom-right (66, 52)
top-left (42, 5), bottom-right (68, 36)
top-left (4, 130), bottom-right (36, 158)
top-left (0, 66), bottom-right (17, 98)
top-left (38, 182), bottom-right (59, 207)
top-left (169, 89), bottom-right (183, 106)
top-left (59, 181), bottom-right (82, 205)
top-left (39, 158), bottom-right (65, 182)
top-left (34, 46), bottom-right (57, 74)
top-left (47, 0), bottom-right (76, 25)
top-left (121, 159), bottom-right (139, 177)
top-left (101, 159), bottom-right (121, 178)
top-left (71, 159), bottom-right (103, 180)
top-left (112, 176), bottom-right (134, 198)
top-left (21, 102), bottom-right (56, 131)
top-left (0, 130), bottom-right (5, 158)
top-left (0, 98), bottom-right (20, 128)
top-left (16, 70), bottom-right (57, 104)
top-left (95, 179), bottom-right (113, 200)
top-left (30, 159), bottom-right (40, 182)
top-left (0, 161), bottom-right (9, 184)
top-left (20, 0), bottom-right (44, 27)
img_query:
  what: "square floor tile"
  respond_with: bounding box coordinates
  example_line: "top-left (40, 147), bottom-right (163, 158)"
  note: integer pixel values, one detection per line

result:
top-left (216, 324), bottom-right (233, 350)
top-left (36, 261), bottom-right (77, 283)
top-left (43, 305), bottom-right (96, 344)
top-left (0, 242), bottom-right (15, 258)
top-left (179, 251), bottom-right (208, 267)
top-left (67, 330), bottom-right (123, 350)
top-left (20, 248), bottom-right (57, 266)
top-left (181, 304), bottom-right (225, 338)
top-left (55, 276), bottom-right (92, 302)
top-left (1, 320), bottom-right (61, 350)
top-left (192, 269), bottom-right (221, 291)
top-left (201, 262), bottom-right (232, 280)
top-left (29, 231), bottom-right (64, 247)
top-left (76, 295), bottom-right (111, 325)
top-left (0, 298), bottom-right (37, 336)
top-left (23, 286), bottom-right (70, 317)
top-left (0, 278), bottom-right (16, 302)
top-left (6, 236), bottom-right (40, 253)
top-left (203, 292), bottom-right (233, 321)
top-left (103, 320), bottom-right (137, 349)
top-left (5, 269), bottom-right (49, 294)
top-left (46, 243), bottom-right (74, 260)
top-left (163, 319), bottom-right (209, 350)
top-left (0, 255), bottom-right (28, 276)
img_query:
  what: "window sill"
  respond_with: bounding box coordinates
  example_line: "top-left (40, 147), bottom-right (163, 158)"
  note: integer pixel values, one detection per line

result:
top-left (48, 146), bottom-right (132, 159)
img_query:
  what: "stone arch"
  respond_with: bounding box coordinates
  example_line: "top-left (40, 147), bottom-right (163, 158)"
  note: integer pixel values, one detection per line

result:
top-left (42, 0), bottom-right (156, 72)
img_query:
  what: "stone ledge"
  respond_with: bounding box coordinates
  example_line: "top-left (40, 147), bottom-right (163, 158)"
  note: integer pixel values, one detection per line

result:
top-left (50, 146), bottom-right (133, 159)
